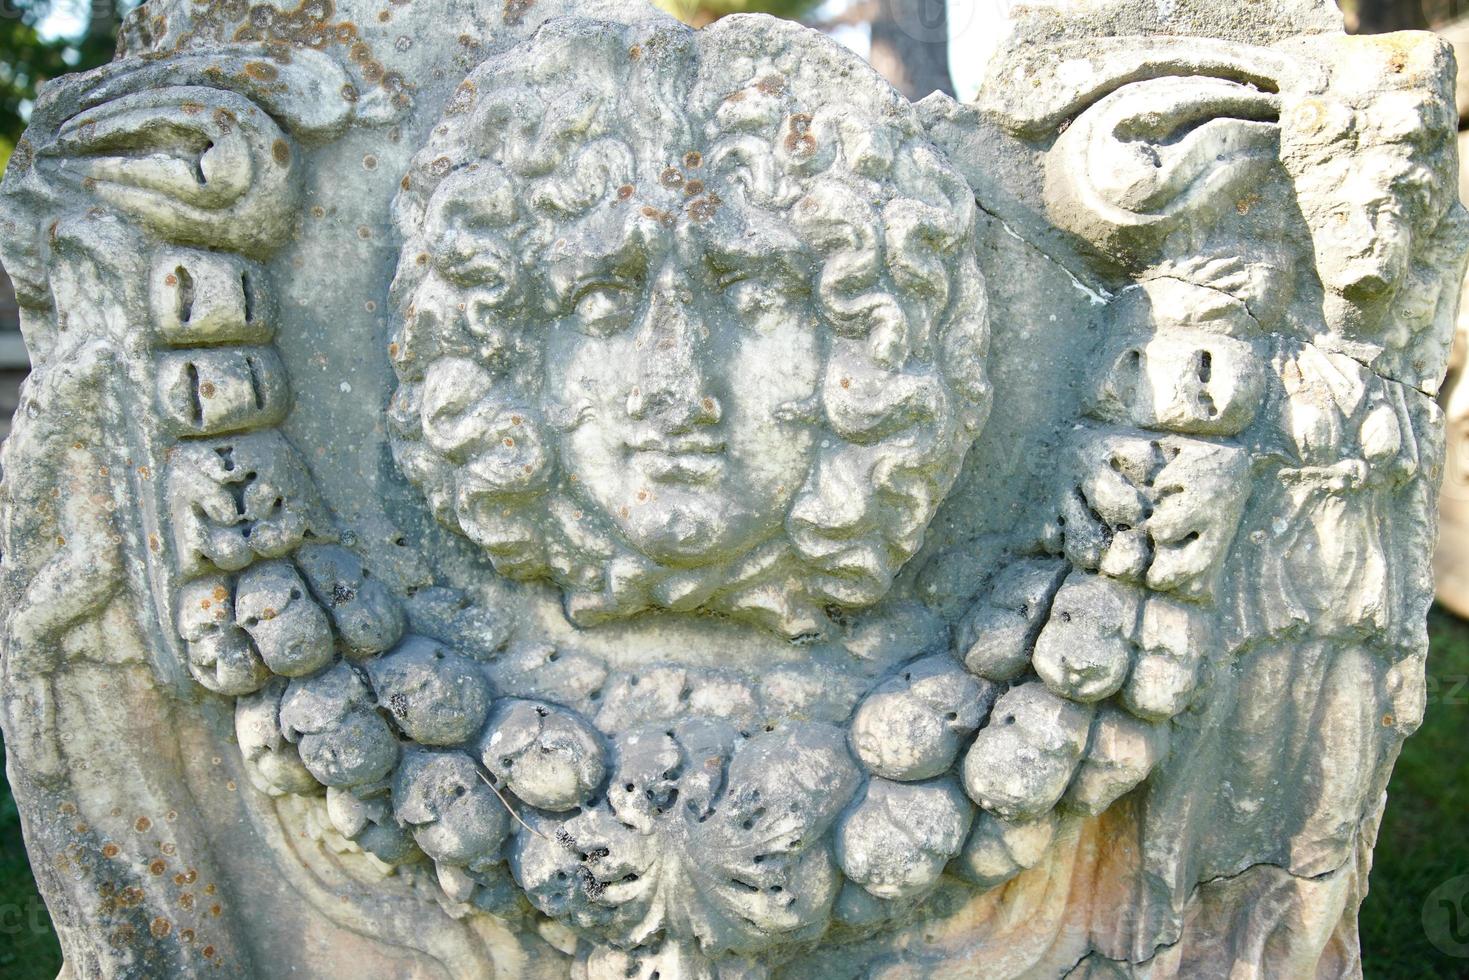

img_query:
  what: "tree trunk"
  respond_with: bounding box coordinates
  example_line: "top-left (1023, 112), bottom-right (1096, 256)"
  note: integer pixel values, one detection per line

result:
top-left (1348, 0), bottom-right (1428, 33)
top-left (868, 0), bottom-right (954, 100)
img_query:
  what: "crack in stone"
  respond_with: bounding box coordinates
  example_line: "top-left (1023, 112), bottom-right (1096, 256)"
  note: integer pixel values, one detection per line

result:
top-left (1062, 854), bottom-right (1360, 975)
top-left (974, 199), bottom-right (1114, 307)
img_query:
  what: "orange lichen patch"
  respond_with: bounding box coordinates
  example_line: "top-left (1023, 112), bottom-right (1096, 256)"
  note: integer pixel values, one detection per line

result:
top-left (184, 0), bottom-right (414, 102)
top-left (198, 381), bottom-right (217, 399)
top-left (362, 154), bottom-right (377, 170)
top-left (102, 844), bottom-right (120, 859)
top-left (785, 113), bottom-right (815, 155)
top-left (503, 0), bottom-right (534, 25)
top-left (202, 945), bottom-right (216, 958)
top-left (629, 43), bottom-right (642, 60)
top-left (150, 859), bottom-right (167, 876)
top-left (210, 904), bottom-right (222, 917)
top-left (684, 150), bottom-right (703, 169)
top-left (1235, 193), bottom-right (1261, 216)
top-left (684, 179), bottom-right (705, 197)
top-left (660, 167), bottom-right (684, 189)
top-left (687, 192), bottom-right (722, 222)
top-left (272, 139), bottom-right (291, 166)
top-left (618, 184), bottom-right (635, 201)
top-left (164, 273), bottom-right (179, 286)
top-left (151, 918), bottom-right (173, 939)
top-left (757, 74), bottom-right (786, 95)
top-left (135, 817), bottom-right (152, 833)
top-left (180, 892), bottom-right (196, 910)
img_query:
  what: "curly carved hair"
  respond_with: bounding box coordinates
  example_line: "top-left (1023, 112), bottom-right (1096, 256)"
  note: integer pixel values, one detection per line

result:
top-left (387, 16), bottom-right (991, 637)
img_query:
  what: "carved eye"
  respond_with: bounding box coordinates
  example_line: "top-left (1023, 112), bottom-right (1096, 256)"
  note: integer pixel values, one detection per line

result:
top-left (573, 284), bottom-right (637, 337)
top-left (723, 275), bottom-right (804, 334)
top-left (1391, 170), bottom-right (1437, 225)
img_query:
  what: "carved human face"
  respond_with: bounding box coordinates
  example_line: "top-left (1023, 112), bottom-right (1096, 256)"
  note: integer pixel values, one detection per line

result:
top-left (1282, 70), bottom-right (1458, 346)
top-left (387, 19), bottom-right (991, 632)
top-left (543, 217), bottom-right (822, 565)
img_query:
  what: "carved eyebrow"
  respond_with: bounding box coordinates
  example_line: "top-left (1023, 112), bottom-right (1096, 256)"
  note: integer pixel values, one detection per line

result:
top-left (707, 253), bottom-right (808, 292)
top-left (699, 216), bottom-right (809, 288)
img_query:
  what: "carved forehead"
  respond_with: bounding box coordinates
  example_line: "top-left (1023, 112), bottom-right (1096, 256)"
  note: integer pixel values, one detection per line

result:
top-left (539, 199), bottom-right (809, 295)
top-left (402, 14), bottom-right (923, 197)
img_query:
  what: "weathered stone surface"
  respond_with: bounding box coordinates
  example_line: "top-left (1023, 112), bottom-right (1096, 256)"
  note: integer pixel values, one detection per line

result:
top-left (0, 0), bottom-right (1462, 975)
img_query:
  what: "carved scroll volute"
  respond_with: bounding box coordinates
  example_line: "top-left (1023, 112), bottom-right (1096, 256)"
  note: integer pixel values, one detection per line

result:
top-left (1043, 72), bottom-right (1282, 271)
top-left (43, 86), bottom-right (300, 257)
top-left (1, 44), bottom-right (363, 289)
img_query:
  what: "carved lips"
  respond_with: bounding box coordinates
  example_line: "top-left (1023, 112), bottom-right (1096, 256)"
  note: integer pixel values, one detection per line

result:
top-left (626, 433), bottom-right (728, 484)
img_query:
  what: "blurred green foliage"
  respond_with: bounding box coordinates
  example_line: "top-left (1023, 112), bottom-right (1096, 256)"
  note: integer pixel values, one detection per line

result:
top-left (651, 0), bottom-right (822, 27)
top-left (0, 0), bottom-right (133, 170)
top-left (0, 733), bottom-right (62, 978)
top-left (1360, 608), bottom-right (1469, 977)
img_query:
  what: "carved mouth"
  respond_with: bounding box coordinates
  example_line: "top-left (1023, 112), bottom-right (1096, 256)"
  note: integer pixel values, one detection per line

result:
top-left (627, 437), bottom-right (727, 483)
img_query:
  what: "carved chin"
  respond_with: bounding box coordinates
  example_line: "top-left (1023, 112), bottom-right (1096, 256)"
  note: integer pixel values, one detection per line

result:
top-left (616, 497), bottom-right (753, 567)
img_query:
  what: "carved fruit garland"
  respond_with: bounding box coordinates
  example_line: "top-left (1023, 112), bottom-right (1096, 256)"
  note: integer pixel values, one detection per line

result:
top-left (146, 208), bottom-right (1239, 977)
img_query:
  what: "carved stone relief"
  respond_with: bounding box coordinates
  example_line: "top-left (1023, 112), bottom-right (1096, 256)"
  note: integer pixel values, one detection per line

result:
top-left (0, 0), bottom-right (1464, 977)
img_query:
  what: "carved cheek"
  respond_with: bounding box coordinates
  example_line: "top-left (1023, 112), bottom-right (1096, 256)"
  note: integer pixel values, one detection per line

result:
top-left (722, 318), bottom-right (820, 487)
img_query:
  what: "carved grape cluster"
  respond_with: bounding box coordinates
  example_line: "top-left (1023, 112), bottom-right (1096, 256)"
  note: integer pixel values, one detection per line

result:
top-left (212, 542), bottom-right (614, 910)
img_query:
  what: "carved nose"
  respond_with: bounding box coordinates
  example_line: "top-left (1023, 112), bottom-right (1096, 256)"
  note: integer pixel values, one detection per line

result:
top-left (625, 287), bottom-right (722, 431)
top-left (1341, 267), bottom-right (1395, 302)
